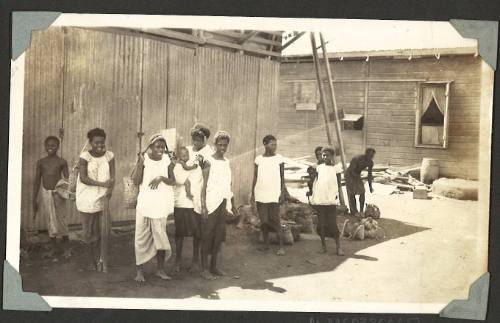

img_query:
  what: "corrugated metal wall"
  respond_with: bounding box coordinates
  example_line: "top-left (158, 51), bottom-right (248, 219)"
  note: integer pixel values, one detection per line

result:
top-left (22, 28), bottom-right (65, 230)
top-left (22, 27), bottom-right (280, 230)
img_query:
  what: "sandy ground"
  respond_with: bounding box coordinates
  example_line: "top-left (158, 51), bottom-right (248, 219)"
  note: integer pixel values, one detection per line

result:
top-left (20, 184), bottom-right (484, 304)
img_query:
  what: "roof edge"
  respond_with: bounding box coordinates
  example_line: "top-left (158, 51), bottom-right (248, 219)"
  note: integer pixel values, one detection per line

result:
top-left (282, 46), bottom-right (478, 61)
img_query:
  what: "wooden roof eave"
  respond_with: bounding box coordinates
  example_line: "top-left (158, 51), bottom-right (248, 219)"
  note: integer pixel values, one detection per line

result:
top-left (282, 46), bottom-right (479, 63)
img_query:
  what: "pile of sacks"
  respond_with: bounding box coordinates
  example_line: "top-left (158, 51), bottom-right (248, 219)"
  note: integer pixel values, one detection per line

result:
top-left (236, 199), bottom-right (318, 245)
top-left (341, 204), bottom-right (385, 240)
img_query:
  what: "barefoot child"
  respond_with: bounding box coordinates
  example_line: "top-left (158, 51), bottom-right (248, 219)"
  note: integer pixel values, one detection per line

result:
top-left (172, 146), bottom-right (199, 272)
top-left (76, 128), bottom-right (115, 271)
top-left (133, 134), bottom-right (176, 282)
top-left (200, 131), bottom-right (233, 280)
top-left (308, 147), bottom-right (344, 255)
top-left (251, 134), bottom-right (286, 256)
top-left (33, 136), bottom-right (71, 258)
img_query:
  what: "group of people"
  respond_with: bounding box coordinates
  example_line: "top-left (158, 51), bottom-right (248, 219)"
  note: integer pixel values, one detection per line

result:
top-left (32, 122), bottom-right (376, 282)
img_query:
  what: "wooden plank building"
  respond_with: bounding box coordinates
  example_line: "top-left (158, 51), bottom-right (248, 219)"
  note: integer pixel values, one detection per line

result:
top-left (279, 48), bottom-right (484, 180)
top-left (22, 27), bottom-right (282, 231)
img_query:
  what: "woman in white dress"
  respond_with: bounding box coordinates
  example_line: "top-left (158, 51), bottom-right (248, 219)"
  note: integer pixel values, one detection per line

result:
top-left (181, 124), bottom-right (214, 272)
top-left (133, 134), bottom-right (176, 282)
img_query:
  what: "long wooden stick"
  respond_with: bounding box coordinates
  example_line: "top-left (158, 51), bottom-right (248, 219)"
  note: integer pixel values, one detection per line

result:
top-left (318, 32), bottom-right (348, 173)
top-left (98, 196), bottom-right (110, 273)
top-left (310, 33), bottom-right (334, 147)
top-left (311, 33), bottom-right (345, 206)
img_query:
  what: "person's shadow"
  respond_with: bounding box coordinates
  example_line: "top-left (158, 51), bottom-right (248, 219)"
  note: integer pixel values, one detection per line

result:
top-left (20, 215), bottom-right (427, 300)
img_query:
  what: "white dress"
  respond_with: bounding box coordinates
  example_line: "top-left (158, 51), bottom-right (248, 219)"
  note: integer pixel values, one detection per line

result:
top-left (76, 150), bottom-right (114, 213)
top-left (173, 163), bottom-right (195, 209)
top-left (254, 154), bottom-right (285, 203)
top-left (136, 154), bottom-right (174, 218)
top-left (205, 155), bottom-right (233, 214)
top-left (186, 145), bottom-right (214, 214)
top-left (311, 163), bottom-right (343, 206)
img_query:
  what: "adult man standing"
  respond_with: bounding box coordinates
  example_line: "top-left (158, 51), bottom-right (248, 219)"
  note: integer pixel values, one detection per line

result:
top-left (344, 148), bottom-right (376, 216)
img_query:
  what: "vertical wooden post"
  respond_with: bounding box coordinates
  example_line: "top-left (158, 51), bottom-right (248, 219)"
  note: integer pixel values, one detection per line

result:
top-left (443, 82), bottom-right (451, 148)
top-left (362, 61), bottom-right (370, 151)
top-left (310, 33), bottom-right (345, 206)
top-left (318, 33), bottom-right (348, 174)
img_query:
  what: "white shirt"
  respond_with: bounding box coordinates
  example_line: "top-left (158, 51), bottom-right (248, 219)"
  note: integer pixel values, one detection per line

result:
top-left (136, 154), bottom-right (174, 218)
top-left (186, 145), bottom-right (214, 214)
top-left (173, 163), bottom-right (195, 208)
top-left (205, 156), bottom-right (233, 214)
top-left (311, 163), bottom-right (342, 205)
top-left (254, 154), bottom-right (284, 203)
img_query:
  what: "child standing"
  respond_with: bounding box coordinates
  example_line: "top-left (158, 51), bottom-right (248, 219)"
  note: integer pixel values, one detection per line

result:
top-left (33, 136), bottom-right (71, 258)
top-left (172, 146), bottom-right (199, 273)
top-left (76, 128), bottom-right (115, 272)
top-left (314, 146), bottom-right (324, 165)
top-left (308, 147), bottom-right (344, 255)
top-left (200, 131), bottom-right (233, 280)
top-left (133, 134), bottom-right (176, 282)
top-left (251, 134), bottom-right (286, 256)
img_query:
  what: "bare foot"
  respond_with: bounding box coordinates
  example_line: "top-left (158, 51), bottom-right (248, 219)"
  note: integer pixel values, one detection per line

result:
top-left (155, 269), bottom-right (172, 280)
top-left (173, 264), bottom-right (181, 273)
top-left (257, 246), bottom-right (270, 252)
top-left (41, 249), bottom-right (56, 259)
top-left (134, 271), bottom-right (146, 282)
top-left (200, 270), bottom-right (216, 280)
top-left (62, 249), bottom-right (73, 259)
top-left (276, 248), bottom-right (285, 256)
top-left (337, 248), bottom-right (345, 256)
top-left (318, 247), bottom-right (327, 254)
top-left (85, 262), bottom-right (97, 271)
top-left (188, 262), bottom-right (200, 273)
top-left (211, 268), bottom-right (226, 277)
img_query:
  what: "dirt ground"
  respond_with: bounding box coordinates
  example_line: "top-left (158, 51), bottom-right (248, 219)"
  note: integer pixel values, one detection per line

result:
top-left (20, 184), bottom-right (483, 304)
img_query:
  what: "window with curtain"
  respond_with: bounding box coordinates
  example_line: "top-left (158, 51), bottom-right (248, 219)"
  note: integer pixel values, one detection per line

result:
top-left (415, 82), bottom-right (451, 148)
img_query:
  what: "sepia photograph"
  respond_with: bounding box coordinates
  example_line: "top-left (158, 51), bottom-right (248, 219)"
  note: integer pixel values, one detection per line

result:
top-left (6, 14), bottom-right (494, 313)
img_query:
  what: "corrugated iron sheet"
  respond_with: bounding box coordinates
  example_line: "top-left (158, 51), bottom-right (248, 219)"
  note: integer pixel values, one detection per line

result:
top-left (167, 45), bottom-right (197, 147)
top-left (22, 28), bottom-right (65, 231)
top-left (22, 27), bottom-right (280, 230)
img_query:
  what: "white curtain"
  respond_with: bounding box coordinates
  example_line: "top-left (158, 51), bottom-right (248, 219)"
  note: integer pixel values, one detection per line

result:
top-left (422, 85), bottom-right (446, 114)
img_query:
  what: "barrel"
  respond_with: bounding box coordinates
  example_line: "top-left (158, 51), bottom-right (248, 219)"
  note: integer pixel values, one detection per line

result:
top-left (421, 158), bottom-right (440, 184)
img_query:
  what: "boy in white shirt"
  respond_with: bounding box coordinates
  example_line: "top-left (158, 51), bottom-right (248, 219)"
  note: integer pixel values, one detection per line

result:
top-left (251, 135), bottom-right (286, 256)
top-left (307, 147), bottom-right (345, 256)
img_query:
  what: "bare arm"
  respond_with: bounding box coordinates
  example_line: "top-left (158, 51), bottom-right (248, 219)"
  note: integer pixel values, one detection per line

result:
top-left (279, 163), bottom-right (288, 201)
top-left (336, 172), bottom-right (343, 197)
top-left (251, 164), bottom-right (258, 201)
top-left (165, 162), bottom-right (176, 185)
top-left (184, 179), bottom-right (193, 198)
top-left (109, 158), bottom-right (116, 192)
top-left (62, 159), bottom-right (69, 179)
top-left (306, 166), bottom-right (317, 197)
top-left (132, 157), bottom-right (145, 186)
top-left (367, 162), bottom-right (374, 192)
top-left (201, 161), bottom-right (211, 217)
top-left (32, 161), bottom-right (41, 213)
top-left (149, 161), bottom-right (176, 189)
top-left (79, 158), bottom-right (109, 187)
